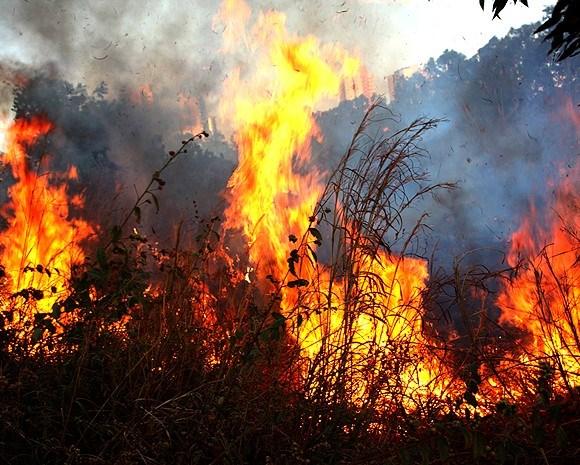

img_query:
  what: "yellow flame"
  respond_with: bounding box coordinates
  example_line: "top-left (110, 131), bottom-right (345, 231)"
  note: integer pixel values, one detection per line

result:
top-left (220, 2), bottom-right (452, 409)
top-left (0, 116), bottom-right (94, 319)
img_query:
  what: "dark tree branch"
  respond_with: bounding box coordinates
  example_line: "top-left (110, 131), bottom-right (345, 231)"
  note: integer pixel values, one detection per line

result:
top-left (479, 0), bottom-right (579, 61)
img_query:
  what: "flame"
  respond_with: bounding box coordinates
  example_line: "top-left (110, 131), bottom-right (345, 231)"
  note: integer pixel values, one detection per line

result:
top-left (177, 93), bottom-right (204, 135)
top-left (222, 8), bottom-right (356, 280)
top-left (213, 0), bottom-right (252, 53)
top-left (0, 116), bottom-right (94, 319)
top-left (220, 2), bottom-right (451, 408)
top-left (496, 168), bottom-right (579, 391)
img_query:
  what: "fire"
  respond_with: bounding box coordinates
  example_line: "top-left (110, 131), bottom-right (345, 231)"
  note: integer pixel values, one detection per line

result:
top-left (213, 0), bottom-right (252, 53)
top-left (177, 93), bottom-right (204, 136)
top-left (496, 168), bottom-right (579, 391)
top-left (222, 6), bottom-right (357, 282)
top-left (220, 1), bottom-right (452, 408)
top-left (0, 116), bottom-right (94, 320)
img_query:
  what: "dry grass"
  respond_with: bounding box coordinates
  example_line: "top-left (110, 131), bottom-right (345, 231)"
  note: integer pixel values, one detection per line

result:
top-left (0, 103), bottom-right (578, 464)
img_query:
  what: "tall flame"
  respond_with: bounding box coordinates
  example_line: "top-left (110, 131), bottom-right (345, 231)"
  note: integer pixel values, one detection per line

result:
top-left (222, 6), bottom-right (358, 281)
top-left (0, 116), bottom-right (94, 316)
top-left (220, 1), bottom-right (452, 408)
top-left (496, 168), bottom-right (579, 389)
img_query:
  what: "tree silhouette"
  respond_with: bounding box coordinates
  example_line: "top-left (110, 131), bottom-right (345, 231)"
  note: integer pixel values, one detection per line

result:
top-left (479, 0), bottom-right (579, 61)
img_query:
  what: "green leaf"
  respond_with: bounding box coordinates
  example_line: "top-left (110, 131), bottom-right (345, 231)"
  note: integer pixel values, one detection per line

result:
top-left (272, 311), bottom-right (286, 322)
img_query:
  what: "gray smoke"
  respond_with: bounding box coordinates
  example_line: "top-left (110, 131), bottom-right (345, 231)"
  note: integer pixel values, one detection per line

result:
top-left (0, 3), bottom-right (576, 263)
top-left (317, 23), bottom-right (578, 273)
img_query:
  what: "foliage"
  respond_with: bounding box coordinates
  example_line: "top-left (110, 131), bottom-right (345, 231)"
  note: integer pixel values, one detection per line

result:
top-left (535, 0), bottom-right (580, 61)
top-left (478, 0), bottom-right (580, 61)
top-left (479, 0), bottom-right (530, 19)
top-left (0, 101), bottom-right (578, 464)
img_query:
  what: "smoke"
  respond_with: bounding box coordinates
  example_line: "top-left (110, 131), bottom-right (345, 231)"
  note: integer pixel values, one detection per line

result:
top-left (315, 22), bottom-right (578, 275)
top-left (0, 2), bottom-right (575, 259)
top-left (4, 75), bottom-right (235, 243)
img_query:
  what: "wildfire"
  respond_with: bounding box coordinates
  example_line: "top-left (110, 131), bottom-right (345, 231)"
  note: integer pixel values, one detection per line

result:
top-left (220, 1), bottom-right (452, 408)
top-left (0, 116), bottom-right (94, 321)
top-left (0, 0), bottom-right (573, 418)
top-left (496, 168), bottom-right (579, 392)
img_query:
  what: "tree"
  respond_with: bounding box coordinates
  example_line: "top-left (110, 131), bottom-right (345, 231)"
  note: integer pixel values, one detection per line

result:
top-left (479, 0), bottom-right (579, 61)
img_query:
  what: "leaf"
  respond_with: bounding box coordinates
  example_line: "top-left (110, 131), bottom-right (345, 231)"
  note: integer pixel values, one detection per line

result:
top-left (150, 192), bottom-right (160, 213)
top-left (133, 206), bottom-right (141, 224)
top-left (287, 249), bottom-right (301, 276)
top-left (308, 227), bottom-right (323, 242)
top-left (307, 244), bottom-right (318, 263)
top-left (267, 312), bottom-right (287, 340)
top-left (287, 259), bottom-right (297, 277)
top-left (266, 274), bottom-right (279, 284)
top-left (96, 247), bottom-right (108, 270)
top-left (51, 304), bottom-right (61, 319)
top-left (288, 234), bottom-right (298, 243)
top-left (44, 320), bottom-right (56, 334)
top-left (287, 278), bottom-right (309, 288)
top-left (437, 437), bottom-right (449, 461)
top-left (31, 289), bottom-right (44, 301)
top-left (492, 0), bottom-right (508, 14)
top-left (271, 311), bottom-right (286, 322)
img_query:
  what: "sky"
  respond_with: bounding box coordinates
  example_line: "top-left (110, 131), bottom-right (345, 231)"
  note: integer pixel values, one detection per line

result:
top-left (0, 0), bottom-right (555, 88)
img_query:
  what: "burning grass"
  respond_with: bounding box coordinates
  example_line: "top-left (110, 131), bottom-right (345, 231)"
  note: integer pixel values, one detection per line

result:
top-left (0, 101), bottom-right (578, 464)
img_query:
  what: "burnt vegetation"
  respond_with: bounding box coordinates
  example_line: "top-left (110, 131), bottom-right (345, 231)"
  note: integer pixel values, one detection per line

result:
top-left (0, 19), bottom-right (579, 465)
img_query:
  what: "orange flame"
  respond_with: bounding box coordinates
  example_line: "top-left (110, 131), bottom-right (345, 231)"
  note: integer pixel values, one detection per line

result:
top-left (222, 9), bottom-right (358, 281)
top-left (220, 2), bottom-right (452, 408)
top-left (496, 168), bottom-right (579, 391)
top-left (0, 116), bottom-right (94, 317)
